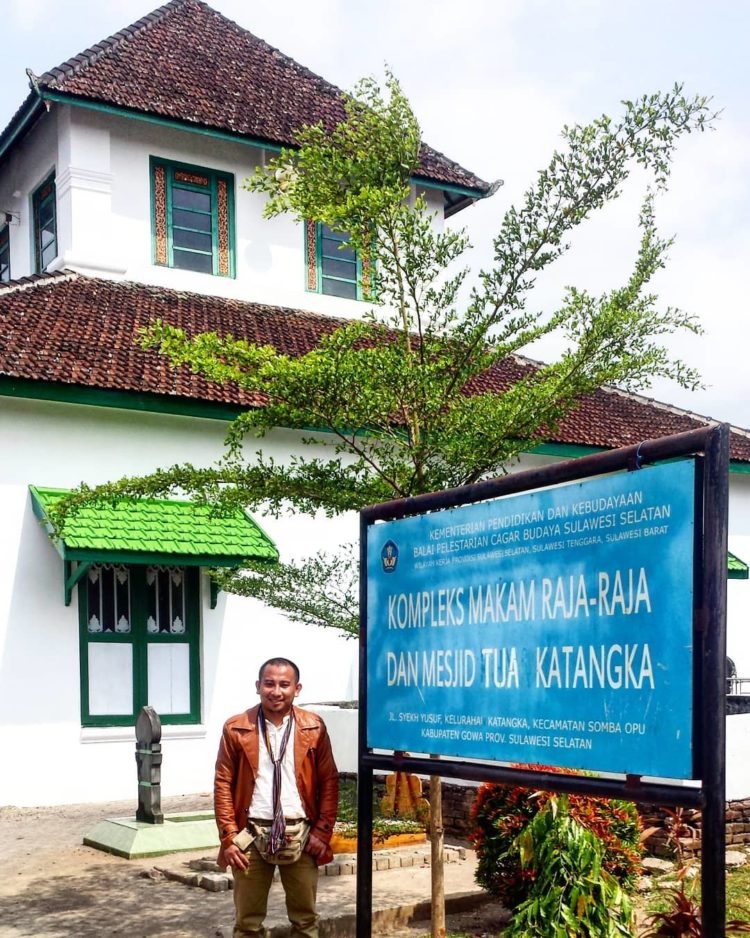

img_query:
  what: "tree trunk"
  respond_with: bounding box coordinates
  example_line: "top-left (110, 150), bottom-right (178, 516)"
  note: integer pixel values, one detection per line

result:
top-left (429, 772), bottom-right (445, 938)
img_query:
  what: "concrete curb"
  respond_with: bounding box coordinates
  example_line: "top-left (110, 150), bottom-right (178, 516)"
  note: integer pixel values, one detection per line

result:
top-left (216, 890), bottom-right (496, 937)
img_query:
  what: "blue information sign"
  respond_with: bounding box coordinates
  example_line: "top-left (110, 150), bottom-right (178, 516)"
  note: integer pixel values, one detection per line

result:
top-left (366, 460), bottom-right (697, 779)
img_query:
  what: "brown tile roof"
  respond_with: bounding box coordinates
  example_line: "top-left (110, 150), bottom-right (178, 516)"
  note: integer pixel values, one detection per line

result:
top-left (18, 0), bottom-right (491, 197)
top-left (1, 272), bottom-right (748, 463)
top-left (0, 272), bottom-right (339, 409)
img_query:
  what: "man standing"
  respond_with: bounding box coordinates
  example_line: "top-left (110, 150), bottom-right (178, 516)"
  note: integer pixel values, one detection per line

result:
top-left (214, 657), bottom-right (339, 938)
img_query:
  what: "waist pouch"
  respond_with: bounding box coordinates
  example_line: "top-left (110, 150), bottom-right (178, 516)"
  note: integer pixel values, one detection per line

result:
top-left (247, 819), bottom-right (311, 865)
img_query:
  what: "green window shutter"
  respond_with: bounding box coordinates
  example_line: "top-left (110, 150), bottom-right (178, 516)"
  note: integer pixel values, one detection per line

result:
top-left (0, 225), bottom-right (9, 282)
top-left (305, 221), bottom-right (365, 300)
top-left (32, 172), bottom-right (57, 274)
top-left (150, 157), bottom-right (235, 278)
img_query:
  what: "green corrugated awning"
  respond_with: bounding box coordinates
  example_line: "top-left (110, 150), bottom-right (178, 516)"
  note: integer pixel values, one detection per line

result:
top-left (728, 550), bottom-right (749, 580)
top-left (30, 486), bottom-right (278, 605)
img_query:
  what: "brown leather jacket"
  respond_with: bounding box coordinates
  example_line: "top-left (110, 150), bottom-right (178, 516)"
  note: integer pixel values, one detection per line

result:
top-left (214, 704), bottom-right (339, 867)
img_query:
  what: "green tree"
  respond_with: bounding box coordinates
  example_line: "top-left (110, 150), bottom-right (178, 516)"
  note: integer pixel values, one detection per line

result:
top-left (52, 74), bottom-right (712, 937)
top-left (214, 548), bottom-right (359, 639)
top-left (53, 76), bottom-right (711, 537)
top-left (53, 76), bottom-right (712, 641)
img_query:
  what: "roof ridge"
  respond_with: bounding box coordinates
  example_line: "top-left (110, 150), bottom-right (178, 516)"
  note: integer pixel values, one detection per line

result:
top-left (12, 2), bottom-right (490, 197)
top-left (509, 352), bottom-right (750, 437)
top-left (596, 383), bottom-right (750, 438)
top-left (1, 268), bottom-right (344, 329)
top-left (417, 140), bottom-right (493, 187)
top-left (36, 0), bottom-right (344, 105)
top-left (113, 275), bottom-right (352, 328)
top-left (0, 269), bottom-right (81, 295)
top-left (36, 0), bottom-right (192, 88)
top-left (233, 26), bottom-right (346, 104)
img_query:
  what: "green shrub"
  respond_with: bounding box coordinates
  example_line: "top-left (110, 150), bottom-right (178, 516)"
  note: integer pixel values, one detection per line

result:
top-left (470, 766), bottom-right (642, 911)
top-left (505, 795), bottom-right (635, 937)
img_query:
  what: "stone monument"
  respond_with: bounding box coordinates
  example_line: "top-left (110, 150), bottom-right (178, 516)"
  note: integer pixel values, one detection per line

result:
top-left (135, 705), bottom-right (164, 824)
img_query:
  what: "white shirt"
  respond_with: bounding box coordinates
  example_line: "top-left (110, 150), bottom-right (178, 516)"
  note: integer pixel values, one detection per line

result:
top-left (248, 713), bottom-right (306, 820)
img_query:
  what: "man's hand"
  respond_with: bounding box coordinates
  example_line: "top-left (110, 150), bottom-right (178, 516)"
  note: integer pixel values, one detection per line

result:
top-left (224, 843), bottom-right (250, 871)
top-left (305, 830), bottom-right (329, 861)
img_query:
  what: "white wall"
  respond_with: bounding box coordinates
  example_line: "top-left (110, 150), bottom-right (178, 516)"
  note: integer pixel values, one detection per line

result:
top-left (0, 109), bottom-right (59, 280)
top-left (727, 712), bottom-right (750, 800)
top-left (56, 106), bottom-right (420, 319)
top-left (2, 396), bottom-right (750, 805)
top-left (0, 397), bottom-right (358, 806)
top-left (1, 104), bottom-right (448, 317)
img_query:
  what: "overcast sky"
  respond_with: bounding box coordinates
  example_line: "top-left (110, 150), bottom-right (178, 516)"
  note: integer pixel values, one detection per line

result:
top-left (1, 0), bottom-right (747, 428)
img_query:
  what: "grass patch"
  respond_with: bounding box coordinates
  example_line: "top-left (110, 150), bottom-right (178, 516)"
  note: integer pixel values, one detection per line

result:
top-left (643, 862), bottom-right (750, 925)
top-left (336, 777), bottom-right (425, 840)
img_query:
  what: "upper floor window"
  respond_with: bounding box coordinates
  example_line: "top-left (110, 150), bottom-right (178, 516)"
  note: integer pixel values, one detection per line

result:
top-left (32, 173), bottom-right (57, 273)
top-left (305, 220), bottom-right (368, 300)
top-left (0, 225), bottom-right (9, 282)
top-left (151, 157), bottom-right (234, 277)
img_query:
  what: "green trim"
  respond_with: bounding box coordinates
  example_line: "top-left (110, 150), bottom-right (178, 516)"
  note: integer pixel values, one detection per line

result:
top-left (7, 374), bottom-right (750, 476)
top-left (307, 222), bottom-right (365, 301)
top-left (40, 91), bottom-right (283, 156)
top-left (64, 558), bottom-right (91, 606)
top-left (0, 97), bottom-right (45, 165)
top-left (78, 564), bottom-right (201, 726)
top-left (532, 441), bottom-right (750, 476)
top-left (728, 551), bottom-right (749, 580)
top-left (729, 461), bottom-right (750, 475)
top-left (59, 548), bottom-right (268, 566)
top-left (0, 223), bottom-right (10, 282)
top-left (415, 177), bottom-right (491, 201)
top-left (530, 442), bottom-right (607, 458)
top-left (32, 171), bottom-right (57, 274)
top-left (0, 377), bottom-right (246, 420)
top-left (35, 93), bottom-right (488, 213)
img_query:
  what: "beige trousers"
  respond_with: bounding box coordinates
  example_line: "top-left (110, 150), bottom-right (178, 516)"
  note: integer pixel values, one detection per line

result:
top-left (232, 846), bottom-right (319, 938)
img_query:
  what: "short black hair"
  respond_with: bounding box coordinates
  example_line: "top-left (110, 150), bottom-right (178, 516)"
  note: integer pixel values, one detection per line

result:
top-left (258, 657), bottom-right (300, 683)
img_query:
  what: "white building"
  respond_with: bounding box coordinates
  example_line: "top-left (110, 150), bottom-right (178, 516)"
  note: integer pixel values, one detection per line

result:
top-left (0, 0), bottom-right (748, 807)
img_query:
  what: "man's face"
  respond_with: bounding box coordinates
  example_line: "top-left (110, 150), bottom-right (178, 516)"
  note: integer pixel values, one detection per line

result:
top-left (256, 663), bottom-right (301, 723)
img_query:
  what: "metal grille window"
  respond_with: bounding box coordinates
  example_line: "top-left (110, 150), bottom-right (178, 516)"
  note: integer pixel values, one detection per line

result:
top-left (32, 173), bottom-right (57, 273)
top-left (146, 566), bottom-right (186, 634)
top-left (87, 564), bottom-right (131, 633)
top-left (151, 158), bottom-right (234, 277)
top-left (0, 225), bottom-right (9, 282)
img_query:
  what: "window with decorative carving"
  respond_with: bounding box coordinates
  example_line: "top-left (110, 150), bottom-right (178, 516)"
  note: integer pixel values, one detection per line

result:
top-left (32, 172), bottom-right (57, 273)
top-left (0, 224), bottom-right (10, 282)
top-left (150, 157), bottom-right (234, 277)
top-left (79, 564), bottom-right (200, 726)
top-left (305, 221), bottom-right (369, 300)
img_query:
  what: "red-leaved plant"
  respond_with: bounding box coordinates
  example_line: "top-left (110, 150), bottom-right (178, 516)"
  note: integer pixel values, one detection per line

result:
top-left (470, 765), bottom-right (642, 910)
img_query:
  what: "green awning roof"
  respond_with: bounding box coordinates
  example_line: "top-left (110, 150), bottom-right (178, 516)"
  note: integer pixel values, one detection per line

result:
top-left (30, 486), bottom-right (279, 567)
top-left (728, 550), bottom-right (749, 580)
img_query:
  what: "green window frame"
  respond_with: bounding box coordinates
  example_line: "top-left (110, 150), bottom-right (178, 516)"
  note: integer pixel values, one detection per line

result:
top-left (0, 224), bottom-right (9, 282)
top-left (78, 564), bottom-right (201, 727)
top-left (305, 220), bottom-right (367, 300)
top-left (150, 157), bottom-right (235, 277)
top-left (32, 172), bottom-right (57, 273)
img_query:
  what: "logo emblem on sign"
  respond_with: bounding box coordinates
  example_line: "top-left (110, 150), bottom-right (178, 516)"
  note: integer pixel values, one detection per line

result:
top-left (381, 540), bottom-right (398, 573)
